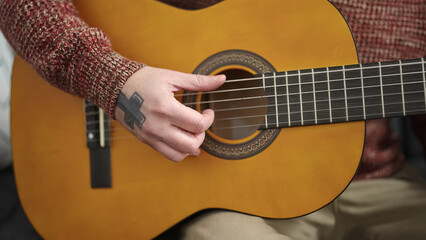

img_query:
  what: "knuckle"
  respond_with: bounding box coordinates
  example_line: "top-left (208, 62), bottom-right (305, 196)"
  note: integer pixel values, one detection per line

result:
top-left (195, 74), bottom-right (205, 86)
top-left (188, 143), bottom-right (200, 154)
top-left (187, 133), bottom-right (204, 154)
top-left (198, 132), bottom-right (206, 144)
top-left (176, 139), bottom-right (197, 154)
top-left (144, 125), bottom-right (158, 136)
top-left (151, 102), bottom-right (169, 116)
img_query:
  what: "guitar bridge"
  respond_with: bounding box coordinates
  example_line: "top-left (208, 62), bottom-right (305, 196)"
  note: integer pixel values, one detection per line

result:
top-left (85, 100), bottom-right (112, 188)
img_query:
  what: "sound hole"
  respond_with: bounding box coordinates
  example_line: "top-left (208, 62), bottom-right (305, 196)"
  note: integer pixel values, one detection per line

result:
top-left (201, 69), bottom-right (268, 140)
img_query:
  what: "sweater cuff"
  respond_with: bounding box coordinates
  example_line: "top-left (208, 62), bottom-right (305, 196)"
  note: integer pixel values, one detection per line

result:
top-left (69, 29), bottom-right (145, 118)
top-left (84, 49), bottom-right (145, 118)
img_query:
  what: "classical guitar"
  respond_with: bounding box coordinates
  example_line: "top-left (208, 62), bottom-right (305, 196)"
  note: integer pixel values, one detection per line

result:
top-left (11, 0), bottom-right (425, 239)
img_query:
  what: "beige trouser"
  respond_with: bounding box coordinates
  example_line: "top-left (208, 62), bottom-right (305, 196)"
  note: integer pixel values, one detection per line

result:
top-left (181, 164), bottom-right (426, 240)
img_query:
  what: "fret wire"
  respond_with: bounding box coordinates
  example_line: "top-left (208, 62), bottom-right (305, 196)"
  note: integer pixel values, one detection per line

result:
top-left (343, 65), bottom-right (348, 121)
top-left (285, 71), bottom-right (291, 126)
top-left (273, 72), bottom-right (279, 127)
top-left (298, 70), bottom-right (304, 125)
top-left (360, 63), bottom-right (366, 120)
top-left (262, 73), bottom-right (268, 128)
top-left (379, 62), bottom-right (385, 118)
top-left (312, 69), bottom-right (318, 124)
top-left (399, 60), bottom-right (406, 116)
top-left (264, 115), bottom-right (268, 128)
top-left (326, 67), bottom-right (332, 123)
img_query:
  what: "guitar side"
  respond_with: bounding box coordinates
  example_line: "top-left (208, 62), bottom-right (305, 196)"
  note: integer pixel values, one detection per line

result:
top-left (11, 0), bottom-right (364, 239)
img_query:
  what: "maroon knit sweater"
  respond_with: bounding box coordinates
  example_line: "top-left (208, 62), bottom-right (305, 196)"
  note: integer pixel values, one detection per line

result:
top-left (1, 0), bottom-right (425, 179)
top-left (0, 0), bottom-right (144, 117)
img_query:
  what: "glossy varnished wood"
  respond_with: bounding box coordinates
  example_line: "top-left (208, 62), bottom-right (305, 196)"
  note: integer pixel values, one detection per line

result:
top-left (11, 0), bottom-right (364, 239)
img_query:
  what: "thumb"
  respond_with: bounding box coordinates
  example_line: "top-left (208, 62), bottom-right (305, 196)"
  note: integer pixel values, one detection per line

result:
top-left (174, 73), bottom-right (226, 92)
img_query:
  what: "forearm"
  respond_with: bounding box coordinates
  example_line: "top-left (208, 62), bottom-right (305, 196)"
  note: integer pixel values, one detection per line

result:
top-left (0, 0), bottom-right (143, 117)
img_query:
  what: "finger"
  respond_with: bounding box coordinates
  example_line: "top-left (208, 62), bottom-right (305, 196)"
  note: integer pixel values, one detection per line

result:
top-left (160, 126), bottom-right (205, 155)
top-left (173, 73), bottom-right (225, 92)
top-left (152, 140), bottom-right (189, 162)
top-left (170, 99), bottom-right (215, 133)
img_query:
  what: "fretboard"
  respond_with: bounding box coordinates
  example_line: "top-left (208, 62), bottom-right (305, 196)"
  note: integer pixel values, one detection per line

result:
top-left (259, 58), bottom-right (426, 129)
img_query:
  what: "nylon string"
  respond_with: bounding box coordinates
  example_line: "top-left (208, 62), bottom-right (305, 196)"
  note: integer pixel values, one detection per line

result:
top-left (85, 59), bottom-right (426, 141)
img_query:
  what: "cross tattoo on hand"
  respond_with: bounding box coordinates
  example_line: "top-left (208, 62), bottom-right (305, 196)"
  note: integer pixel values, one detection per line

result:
top-left (116, 91), bottom-right (146, 129)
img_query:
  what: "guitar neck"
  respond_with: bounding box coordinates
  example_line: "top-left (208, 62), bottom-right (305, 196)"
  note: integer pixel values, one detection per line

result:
top-left (260, 58), bottom-right (426, 129)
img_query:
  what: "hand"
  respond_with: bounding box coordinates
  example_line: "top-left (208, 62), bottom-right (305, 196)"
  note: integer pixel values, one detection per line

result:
top-left (114, 66), bottom-right (226, 162)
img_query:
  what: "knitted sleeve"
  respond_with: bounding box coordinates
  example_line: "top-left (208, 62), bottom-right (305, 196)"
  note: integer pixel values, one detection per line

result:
top-left (0, 0), bottom-right (144, 117)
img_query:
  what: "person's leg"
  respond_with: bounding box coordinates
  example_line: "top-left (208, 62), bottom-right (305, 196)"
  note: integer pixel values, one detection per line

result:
top-left (332, 164), bottom-right (426, 240)
top-left (180, 200), bottom-right (336, 240)
top-left (181, 210), bottom-right (292, 240)
top-left (265, 204), bottom-right (336, 240)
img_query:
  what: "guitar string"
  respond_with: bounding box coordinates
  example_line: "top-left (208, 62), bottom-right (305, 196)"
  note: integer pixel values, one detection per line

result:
top-left (85, 59), bottom-right (426, 142)
top-left (175, 60), bottom-right (425, 97)
top-left (85, 77), bottom-right (426, 118)
top-left (181, 71), bottom-right (425, 106)
top-left (211, 105), bottom-right (426, 130)
top-left (86, 103), bottom-right (426, 143)
top-left (84, 70), bottom-right (426, 118)
top-left (86, 89), bottom-right (426, 126)
top-left (85, 87), bottom-right (426, 136)
top-left (85, 97), bottom-right (426, 138)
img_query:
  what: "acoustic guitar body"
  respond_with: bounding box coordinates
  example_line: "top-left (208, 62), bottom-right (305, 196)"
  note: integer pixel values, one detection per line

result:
top-left (11, 0), bottom-right (363, 239)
